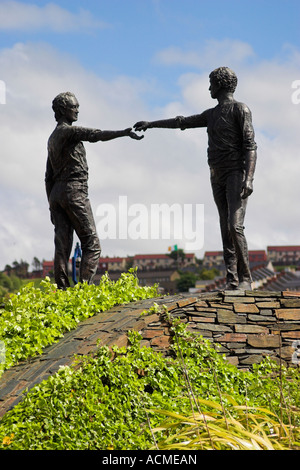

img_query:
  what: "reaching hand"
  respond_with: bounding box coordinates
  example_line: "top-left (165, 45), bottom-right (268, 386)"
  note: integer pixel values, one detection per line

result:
top-left (124, 127), bottom-right (144, 140)
top-left (241, 179), bottom-right (253, 199)
top-left (129, 131), bottom-right (144, 140)
top-left (133, 121), bottom-right (150, 132)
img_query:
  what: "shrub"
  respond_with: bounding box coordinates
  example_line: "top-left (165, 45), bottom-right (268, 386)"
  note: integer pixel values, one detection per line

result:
top-left (0, 270), bottom-right (158, 377)
top-left (0, 320), bottom-right (299, 450)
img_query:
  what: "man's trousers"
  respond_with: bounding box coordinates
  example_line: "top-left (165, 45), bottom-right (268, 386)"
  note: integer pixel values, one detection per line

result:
top-left (49, 181), bottom-right (101, 289)
top-left (210, 168), bottom-right (252, 288)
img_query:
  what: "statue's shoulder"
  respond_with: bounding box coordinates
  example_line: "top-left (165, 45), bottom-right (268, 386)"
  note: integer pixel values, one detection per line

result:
top-left (234, 100), bottom-right (252, 114)
top-left (58, 122), bottom-right (72, 131)
top-left (48, 123), bottom-right (72, 147)
top-left (54, 122), bottom-right (73, 137)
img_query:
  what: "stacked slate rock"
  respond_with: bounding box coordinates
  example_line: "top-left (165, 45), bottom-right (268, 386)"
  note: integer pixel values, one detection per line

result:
top-left (140, 290), bottom-right (300, 369)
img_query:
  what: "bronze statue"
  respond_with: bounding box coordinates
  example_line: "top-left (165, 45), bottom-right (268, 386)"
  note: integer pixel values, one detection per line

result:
top-left (45, 91), bottom-right (143, 289)
top-left (134, 67), bottom-right (257, 291)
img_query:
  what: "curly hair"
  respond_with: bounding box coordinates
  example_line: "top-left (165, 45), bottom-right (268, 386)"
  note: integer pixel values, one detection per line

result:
top-left (209, 67), bottom-right (238, 93)
top-left (52, 91), bottom-right (77, 121)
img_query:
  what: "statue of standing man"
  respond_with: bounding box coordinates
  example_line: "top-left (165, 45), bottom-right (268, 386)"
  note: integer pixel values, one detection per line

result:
top-left (134, 67), bottom-right (257, 291)
top-left (45, 91), bottom-right (143, 289)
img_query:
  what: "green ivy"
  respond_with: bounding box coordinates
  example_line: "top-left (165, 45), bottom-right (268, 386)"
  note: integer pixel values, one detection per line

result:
top-left (0, 269), bottom-right (158, 376)
top-left (1, 280), bottom-right (299, 450)
top-left (1, 321), bottom-right (299, 450)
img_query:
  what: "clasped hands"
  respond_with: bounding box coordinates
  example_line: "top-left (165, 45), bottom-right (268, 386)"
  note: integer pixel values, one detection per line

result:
top-left (123, 120), bottom-right (151, 139)
top-left (124, 127), bottom-right (144, 140)
top-left (133, 121), bottom-right (150, 132)
top-left (122, 121), bottom-right (150, 140)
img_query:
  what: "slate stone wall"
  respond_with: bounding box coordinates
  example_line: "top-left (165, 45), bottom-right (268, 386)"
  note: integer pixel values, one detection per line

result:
top-left (139, 290), bottom-right (300, 369)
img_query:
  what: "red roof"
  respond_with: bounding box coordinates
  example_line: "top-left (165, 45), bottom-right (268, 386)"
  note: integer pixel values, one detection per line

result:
top-left (134, 254), bottom-right (169, 260)
top-left (99, 257), bottom-right (125, 263)
top-left (267, 246), bottom-right (300, 252)
top-left (204, 251), bottom-right (223, 257)
top-left (43, 259), bottom-right (73, 266)
top-left (134, 253), bottom-right (195, 260)
top-left (42, 253), bottom-right (195, 267)
top-left (205, 250), bottom-right (267, 256)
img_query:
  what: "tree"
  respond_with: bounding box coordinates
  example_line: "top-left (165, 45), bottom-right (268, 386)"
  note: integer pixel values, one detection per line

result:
top-left (176, 272), bottom-right (197, 292)
top-left (126, 256), bottom-right (134, 271)
top-left (11, 260), bottom-right (29, 278)
top-left (167, 248), bottom-right (185, 268)
top-left (32, 257), bottom-right (42, 272)
top-left (4, 264), bottom-right (12, 276)
top-left (199, 267), bottom-right (220, 280)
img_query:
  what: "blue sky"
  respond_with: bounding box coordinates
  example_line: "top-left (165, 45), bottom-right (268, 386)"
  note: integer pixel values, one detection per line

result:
top-left (0, 0), bottom-right (299, 268)
top-left (1, 0), bottom-right (299, 102)
top-left (2, 1), bottom-right (298, 59)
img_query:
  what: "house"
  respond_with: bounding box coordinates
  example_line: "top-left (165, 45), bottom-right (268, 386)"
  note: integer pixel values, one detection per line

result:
top-left (98, 257), bottom-right (127, 272)
top-left (133, 254), bottom-right (173, 271)
top-left (135, 269), bottom-right (180, 294)
top-left (203, 251), bottom-right (223, 268)
top-left (132, 253), bottom-right (196, 271)
top-left (42, 260), bottom-right (54, 277)
top-left (203, 250), bottom-right (268, 269)
top-left (249, 250), bottom-right (268, 264)
top-left (95, 268), bottom-right (180, 294)
top-left (42, 252), bottom-right (195, 291)
top-left (267, 246), bottom-right (300, 266)
top-left (42, 259), bottom-right (74, 278)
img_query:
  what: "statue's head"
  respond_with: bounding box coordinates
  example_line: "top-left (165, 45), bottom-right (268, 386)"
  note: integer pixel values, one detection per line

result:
top-left (52, 91), bottom-right (79, 122)
top-left (209, 67), bottom-right (238, 97)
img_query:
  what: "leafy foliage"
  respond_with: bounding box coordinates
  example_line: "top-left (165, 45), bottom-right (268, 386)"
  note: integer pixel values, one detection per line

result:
top-left (151, 400), bottom-right (298, 450)
top-left (198, 267), bottom-right (220, 280)
top-left (0, 272), bottom-right (23, 299)
top-left (176, 272), bottom-right (197, 292)
top-left (0, 315), bottom-right (299, 450)
top-left (0, 269), bottom-right (158, 376)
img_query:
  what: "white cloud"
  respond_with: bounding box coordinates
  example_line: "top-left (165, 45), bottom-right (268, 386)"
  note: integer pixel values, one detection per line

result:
top-left (154, 39), bottom-right (256, 70)
top-left (0, 1), bottom-right (107, 32)
top-left (0, 38), bottom-right (299, 271)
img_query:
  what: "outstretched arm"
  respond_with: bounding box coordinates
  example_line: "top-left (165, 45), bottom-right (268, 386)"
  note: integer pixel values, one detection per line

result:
top-left (68, 126), bottom-right (143, 143)
top-left (134, 113), bottom-right (208, 133)
top-left (134, 117), bottom-right (183, 132)
top-left (98, 128), bottom-right (144, 141)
